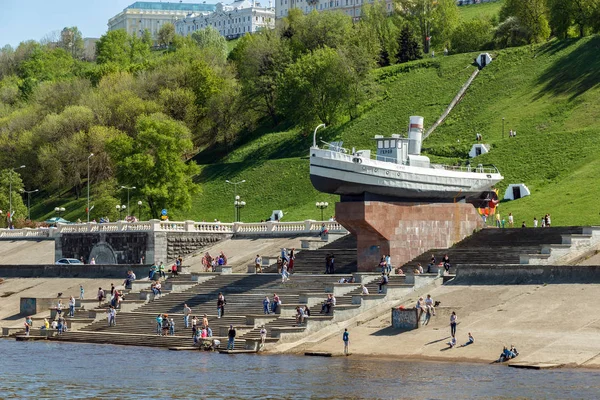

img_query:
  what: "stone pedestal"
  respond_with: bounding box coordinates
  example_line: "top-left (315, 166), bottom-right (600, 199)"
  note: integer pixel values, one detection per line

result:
top-left (336, 201), bottom-right (482, 271)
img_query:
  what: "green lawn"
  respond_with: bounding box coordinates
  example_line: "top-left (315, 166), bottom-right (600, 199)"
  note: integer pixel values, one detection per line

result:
top-left (458, 0), bottom-right (504, 21)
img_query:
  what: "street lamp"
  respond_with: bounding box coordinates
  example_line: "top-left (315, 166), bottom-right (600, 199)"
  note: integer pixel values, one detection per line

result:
top-left (87, 153), bottom-right (93, 223)
top-left (54, 207), bottom-right (65, 218)
top-left (502, 117), bottom-right (505, 139)
top-left (234, 195), bottom-right (246, 222)
top-left (9, 165), bottom-right (25, 226)
top-left (20, 189), bottom-right (38, 220)
top-left (137, 200), bottom-right (143, 221)
top-left (225, 179), bottom-right (246, 222)
top-left (316, 201), bottom-right (329, 221)
top-left (120, 186), bottom-right (136, 214)
top-left (116, 204), bottom-right (126, 221)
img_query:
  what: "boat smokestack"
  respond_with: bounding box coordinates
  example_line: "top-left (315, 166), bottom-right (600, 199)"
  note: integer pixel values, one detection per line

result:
top-left (408, 116), bottom-right (424, 155)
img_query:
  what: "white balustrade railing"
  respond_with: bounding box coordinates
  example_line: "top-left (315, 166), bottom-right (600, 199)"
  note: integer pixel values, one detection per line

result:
top-left (0, 219), bottom-right (348, 238)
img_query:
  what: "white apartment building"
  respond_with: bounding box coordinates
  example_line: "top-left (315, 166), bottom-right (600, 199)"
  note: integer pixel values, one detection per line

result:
top-left (108, 1), bottom-right (216, 40)
top-left (175, 0), bottom-right (275, 39)
top-left (275, 0), bottom-right (392, 20)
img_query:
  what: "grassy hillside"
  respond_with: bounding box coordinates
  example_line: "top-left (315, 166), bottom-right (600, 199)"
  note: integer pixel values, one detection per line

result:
top-left (187, 36), bottom-right (600, 225)
top-left (458, 0), bottom-right (504, 21)
top-left (30, 34), bottom-right (600, 226)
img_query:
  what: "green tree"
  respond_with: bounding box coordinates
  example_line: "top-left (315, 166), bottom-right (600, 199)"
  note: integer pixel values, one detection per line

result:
top-left (500, 0), bottom-right (550, 43)
top-left (107, 113), bottom-right (200, 218)
top-left (278, 47), bottom-right (369, 128)
top-left (361, 0), bottom-right (398, 66)
top-left (494, 16), bottom-right (533, 48)
top-left (192, 27), bottom-right (229, 65)
top-left (431, 0), bottom-right (460, 48)
top-left (450, 17), bottom-right (493, 54)
top-left (230, 31), bottom-right (292, 125)
top-left (396, 24), bottom-right (423, 63)
top-left (284, 10), bottom-right (354, 55)
top-left (547, 0), bottom-right (597, 38)
top-left (59, 27), bottom-right (85, 59)
top-left (395, 0), bottom-right (459, 52)
top-left (158, 23), bottom-right (176, 47)
top-left (96, 30), bottom-right (131, 65)
top-left (0, 169), bottom-right (27, 226)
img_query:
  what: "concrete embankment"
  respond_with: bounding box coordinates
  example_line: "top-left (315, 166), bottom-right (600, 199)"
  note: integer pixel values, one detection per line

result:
top-left (301, 279), bottom-right (600, 368)
top-left (0, 264), bottom-right (147, 279)
top-left (0, 240), bottom-right (54, 265)
top-left (451, 264), bottom-right (600, 285)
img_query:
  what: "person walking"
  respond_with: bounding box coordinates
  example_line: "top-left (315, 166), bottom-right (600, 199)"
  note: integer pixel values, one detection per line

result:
top-left (255, 254), bottom-right (262, 273)
top-left (217, 292), bottom-right (226, 318)
top-left (156, 314), bottom-right (163, 335)
top-left (24, 317), bottom-right (31, 337)
top-left (289, 248), bottom-right (295, 274)
top-left (79, 285), bottom-right (84, 300)
top-left (342, 328), bottom-right (349, 355)
top-left (183, 304), bottom-right (192, 328)
top-left (97, 287), bottom-right (105, 307)
top-left (68, 296), bottom-right (76, 318)
top-left (227, 325), bottom-right (236, 350)
top-left (450, 311), bottom-right (457, 337)
top-left (260, 325), bottom-right (267, 348)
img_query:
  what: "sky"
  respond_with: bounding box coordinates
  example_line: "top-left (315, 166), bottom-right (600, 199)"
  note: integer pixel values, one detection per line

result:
top-left (0, 0), bottom-right (210, 48)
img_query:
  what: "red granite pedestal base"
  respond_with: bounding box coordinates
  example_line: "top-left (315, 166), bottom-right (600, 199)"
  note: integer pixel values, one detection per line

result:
top-left (336, 201), bottom-right (483, 272)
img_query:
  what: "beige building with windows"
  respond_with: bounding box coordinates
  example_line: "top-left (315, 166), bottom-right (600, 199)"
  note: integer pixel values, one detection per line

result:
top-left (108, 1), bottom-right (216, 40)
top-left (275, 0), bottom-right (392, 20)
top-left (175, 0), bottom-right (275, 39)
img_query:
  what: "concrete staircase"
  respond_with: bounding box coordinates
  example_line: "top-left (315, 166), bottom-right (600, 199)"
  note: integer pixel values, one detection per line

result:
top-left (263, 234), bottom-right (358, 274)
top-left (402, 227), bottom-right (586, 273)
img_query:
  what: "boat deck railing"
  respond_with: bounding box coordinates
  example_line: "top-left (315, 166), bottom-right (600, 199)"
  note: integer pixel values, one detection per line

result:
top-left (321, 143), bottom-right (501, 175)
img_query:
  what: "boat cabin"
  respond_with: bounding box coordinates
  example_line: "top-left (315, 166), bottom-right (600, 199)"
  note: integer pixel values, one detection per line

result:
top-left (373, 135), bottom-right (430, 168)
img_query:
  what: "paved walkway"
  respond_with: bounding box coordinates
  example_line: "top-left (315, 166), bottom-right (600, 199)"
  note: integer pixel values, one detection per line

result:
top-left (0, 240), bottom-right (54, 264)
top-left (302, 283), bottom-right (600, 368)
top-left (184, 236), bottom-right (337, 272)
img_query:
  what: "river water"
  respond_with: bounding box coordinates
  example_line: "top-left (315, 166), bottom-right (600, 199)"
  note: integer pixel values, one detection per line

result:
top-left (1, 340), bottom-right (599, 399)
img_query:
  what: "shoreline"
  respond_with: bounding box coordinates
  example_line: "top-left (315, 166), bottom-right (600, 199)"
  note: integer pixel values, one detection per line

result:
top-left (4, 336), bottom-right (597, 371)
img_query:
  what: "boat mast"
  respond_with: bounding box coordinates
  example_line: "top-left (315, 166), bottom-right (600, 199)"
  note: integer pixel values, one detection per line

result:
top-left (312, 124), bottom-right (326, 148)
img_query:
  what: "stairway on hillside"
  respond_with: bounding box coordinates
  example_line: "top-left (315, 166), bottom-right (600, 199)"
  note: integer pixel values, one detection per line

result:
top-left (402, 227), bottom-right (583, 273)
top-left (263, 234), bottom-right (358, 275)
top-left (51, 271), bottom-right (362, 349)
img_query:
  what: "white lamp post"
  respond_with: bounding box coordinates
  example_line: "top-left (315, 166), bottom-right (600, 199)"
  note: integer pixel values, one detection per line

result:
top-left (226, 179), bottom-right (246, 222)
top-left (316, 201), bottom-right (329, 221)
top-left (20, 189), bottom-right (38, 220)
top-left (9, 165), bottom-right (25, 225)
top-left (87, 153), bottom-right (93, 223)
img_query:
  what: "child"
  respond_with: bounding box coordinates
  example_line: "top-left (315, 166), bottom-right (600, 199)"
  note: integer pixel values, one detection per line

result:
top-left (79, 285), bottom-right (84, 300)
top-left (169, 318), bottom-right (175, 336)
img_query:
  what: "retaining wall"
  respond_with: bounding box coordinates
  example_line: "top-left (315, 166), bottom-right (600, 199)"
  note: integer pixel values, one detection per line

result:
top-left (452, 264), bottom-right (600, 285)
top-left (0, 264), bottom-right (148, 279)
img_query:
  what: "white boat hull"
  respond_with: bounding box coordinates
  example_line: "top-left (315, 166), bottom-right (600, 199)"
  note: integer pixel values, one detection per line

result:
top-left (309, 148), bottom-right (503, 202)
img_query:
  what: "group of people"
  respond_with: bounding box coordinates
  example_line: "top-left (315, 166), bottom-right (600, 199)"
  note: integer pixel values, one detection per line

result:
top-left (415, 294), bottom-right (437, 324)
top-left (426, 254), bottom-right (451, 274)
top-left (499, 345), bottom-right (519, 362)
top-left (378, 255), bottom-right (392, 274)
top-left (155, 314), bottom-right (175, 336)
top-left (277, 248), bottom-right (295, 281)
top-left (263, 294), bottom-right (281, 314)
top-left (295, 305), bottom-right (311, 326)
top-left (320, 293), bottom-right (337, 314)
top-left (533, 214), bottom-right (552, 228)
top-left (149, 262), bottom-right (166, 280)
top-left (201, 251), bottom-right (227, 272)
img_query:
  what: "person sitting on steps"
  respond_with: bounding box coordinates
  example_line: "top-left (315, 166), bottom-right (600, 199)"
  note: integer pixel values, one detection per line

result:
top-left (378, 273), bottom-right (389, 293)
